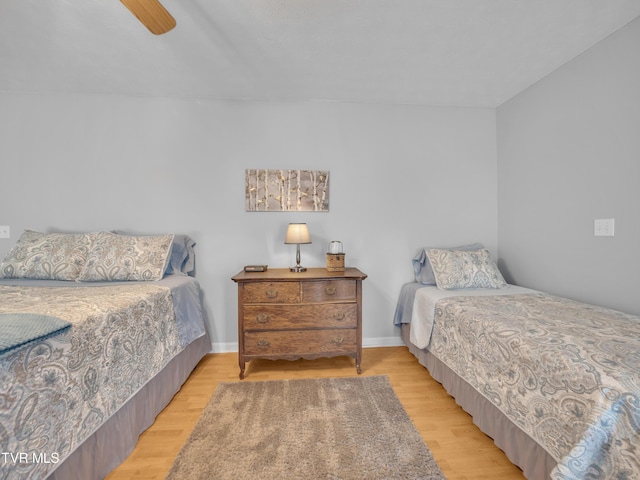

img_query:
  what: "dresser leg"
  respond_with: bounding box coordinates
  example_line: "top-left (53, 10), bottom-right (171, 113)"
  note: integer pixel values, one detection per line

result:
top-left (239, 359), bottom-right (245, 380)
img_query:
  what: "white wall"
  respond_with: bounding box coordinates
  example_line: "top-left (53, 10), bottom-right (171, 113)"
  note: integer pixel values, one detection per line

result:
top-left (497, 16), bottom-right (640, 314)
top-left (0, 94), bottom-right (498, 351)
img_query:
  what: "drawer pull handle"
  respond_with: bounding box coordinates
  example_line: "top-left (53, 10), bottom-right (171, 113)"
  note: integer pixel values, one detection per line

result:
top-left (332, 337), bottom-right (344, 346)
top-left (265, 289), bottom-right (278, 298)
top-left (256, 313), bottom-right (269, 324)
top-left (324, 286), bottom-right (337, 295)
top-left (257, 339), bottom-right (271, 349)
top-left (332, 312), bottom-right (345, 321)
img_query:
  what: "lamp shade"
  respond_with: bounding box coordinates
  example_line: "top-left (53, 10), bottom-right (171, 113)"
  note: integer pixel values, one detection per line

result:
top-left (284, 223), bottom-right (311, 244)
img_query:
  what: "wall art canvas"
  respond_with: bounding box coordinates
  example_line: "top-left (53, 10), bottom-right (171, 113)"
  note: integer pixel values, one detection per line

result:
top-left (245, 169), bottom-right (329, 212)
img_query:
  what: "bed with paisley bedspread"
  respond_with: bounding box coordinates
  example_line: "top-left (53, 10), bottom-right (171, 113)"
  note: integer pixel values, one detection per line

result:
top-left (0, 230), bottom-right (211, 480)
top-left (395, 246), bottom-right (640, 479)
top-left (0, 277), bottom-right (210, 480)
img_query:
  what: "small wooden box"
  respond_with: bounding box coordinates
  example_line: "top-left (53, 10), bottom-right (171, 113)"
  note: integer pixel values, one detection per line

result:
top-left (326, 253), bottom-right (345, 272)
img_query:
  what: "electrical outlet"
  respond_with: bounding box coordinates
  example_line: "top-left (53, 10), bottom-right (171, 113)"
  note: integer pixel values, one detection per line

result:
top-left (0, 226), bottom-right (9, 238)
top-left (594, 219), bottom-right (615, 237)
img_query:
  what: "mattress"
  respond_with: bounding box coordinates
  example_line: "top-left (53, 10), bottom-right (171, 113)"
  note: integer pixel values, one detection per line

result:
top-left (0, 275), bottom-right (210, 480)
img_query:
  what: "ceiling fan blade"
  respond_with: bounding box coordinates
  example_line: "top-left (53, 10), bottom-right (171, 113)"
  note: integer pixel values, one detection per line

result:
top-left (120, 0), bottom-right (176, 35)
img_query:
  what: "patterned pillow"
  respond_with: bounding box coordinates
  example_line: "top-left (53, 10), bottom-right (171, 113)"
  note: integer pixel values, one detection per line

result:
top-left (426, 248), bottom-right (508, 290)
top-left (0, 230), bottom-right (94, 281)
top-left (114, 231), bottom-right (196, 276)
top-left (77, 232), bottom-right (174, 282)
top-left (412, 243), bottom-right (483, 285)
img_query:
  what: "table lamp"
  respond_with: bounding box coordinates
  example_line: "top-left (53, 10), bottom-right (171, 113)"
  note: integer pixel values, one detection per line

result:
top-left (285, 223), bottom-right (311, 272)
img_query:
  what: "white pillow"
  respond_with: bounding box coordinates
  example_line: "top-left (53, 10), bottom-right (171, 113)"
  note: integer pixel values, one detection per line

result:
top-left (77, 231), bottom-right (174, 282)
top-left (426, 248), bottom-right (507, 290)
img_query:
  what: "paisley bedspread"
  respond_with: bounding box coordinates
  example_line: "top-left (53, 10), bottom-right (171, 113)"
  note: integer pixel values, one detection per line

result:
top-left (0, 284), bottom-right (185, 480)
top-left (428, 293), bottom-right (640, 480)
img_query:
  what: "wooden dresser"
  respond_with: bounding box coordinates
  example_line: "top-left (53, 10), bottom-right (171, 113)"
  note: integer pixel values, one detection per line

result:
top-left (231, 267), bottom-right (367, 379)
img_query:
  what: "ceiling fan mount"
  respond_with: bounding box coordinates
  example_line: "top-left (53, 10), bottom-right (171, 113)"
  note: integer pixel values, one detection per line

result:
top-left (120, 0), bottom-right (176, 35)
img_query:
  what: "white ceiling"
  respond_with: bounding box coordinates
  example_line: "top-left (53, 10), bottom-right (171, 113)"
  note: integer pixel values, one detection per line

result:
top-left (1, 0), bottom-right (639, 107)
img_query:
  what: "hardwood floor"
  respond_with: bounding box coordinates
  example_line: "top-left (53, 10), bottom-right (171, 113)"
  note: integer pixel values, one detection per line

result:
top-left (105, 347), bottom-right (526, 480)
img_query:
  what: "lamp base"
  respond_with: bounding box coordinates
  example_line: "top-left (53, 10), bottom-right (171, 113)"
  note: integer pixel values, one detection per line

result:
top-left (290, 265), bottom-right (307, 272)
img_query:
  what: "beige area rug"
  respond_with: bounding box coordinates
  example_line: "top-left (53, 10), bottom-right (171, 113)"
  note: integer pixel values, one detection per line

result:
top-left (166, 375), bottom-right (446, 480)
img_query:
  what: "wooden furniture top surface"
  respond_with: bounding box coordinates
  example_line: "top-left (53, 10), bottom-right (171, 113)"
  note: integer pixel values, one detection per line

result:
top-left (232, 267), bottom-right (367, 283)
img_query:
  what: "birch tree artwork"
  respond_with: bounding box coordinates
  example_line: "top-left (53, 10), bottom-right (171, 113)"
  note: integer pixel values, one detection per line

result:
top-left (245, 169), bottom-right (330, 212)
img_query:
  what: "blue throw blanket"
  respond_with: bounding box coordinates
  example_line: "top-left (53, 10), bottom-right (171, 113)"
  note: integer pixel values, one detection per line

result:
top-left (0, 312), bottom-right (71, 356)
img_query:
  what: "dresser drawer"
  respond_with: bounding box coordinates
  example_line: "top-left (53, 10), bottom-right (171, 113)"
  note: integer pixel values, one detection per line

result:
top-left (243, 304), bottom-right (357, 330)
top-left (243, 281), bottom-right (300, 303)
top-left (301, 279), bottom-right (356, 303)
top-left (244, 329), bottom-right (357, 356)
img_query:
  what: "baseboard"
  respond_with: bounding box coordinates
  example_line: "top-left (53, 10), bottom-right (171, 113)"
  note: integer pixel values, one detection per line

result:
top-left (208, 341), bottom-right (238, 354)
top-left (209, 336), bottom-right (404, 354)
top-left (362, 336), bottom-right (405, 347)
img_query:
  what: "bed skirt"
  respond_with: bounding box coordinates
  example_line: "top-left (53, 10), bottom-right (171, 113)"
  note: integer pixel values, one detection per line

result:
top-left (401, 324), bottom-right (555, 480)
top-left (47, 331), bottom-right (211, 480)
